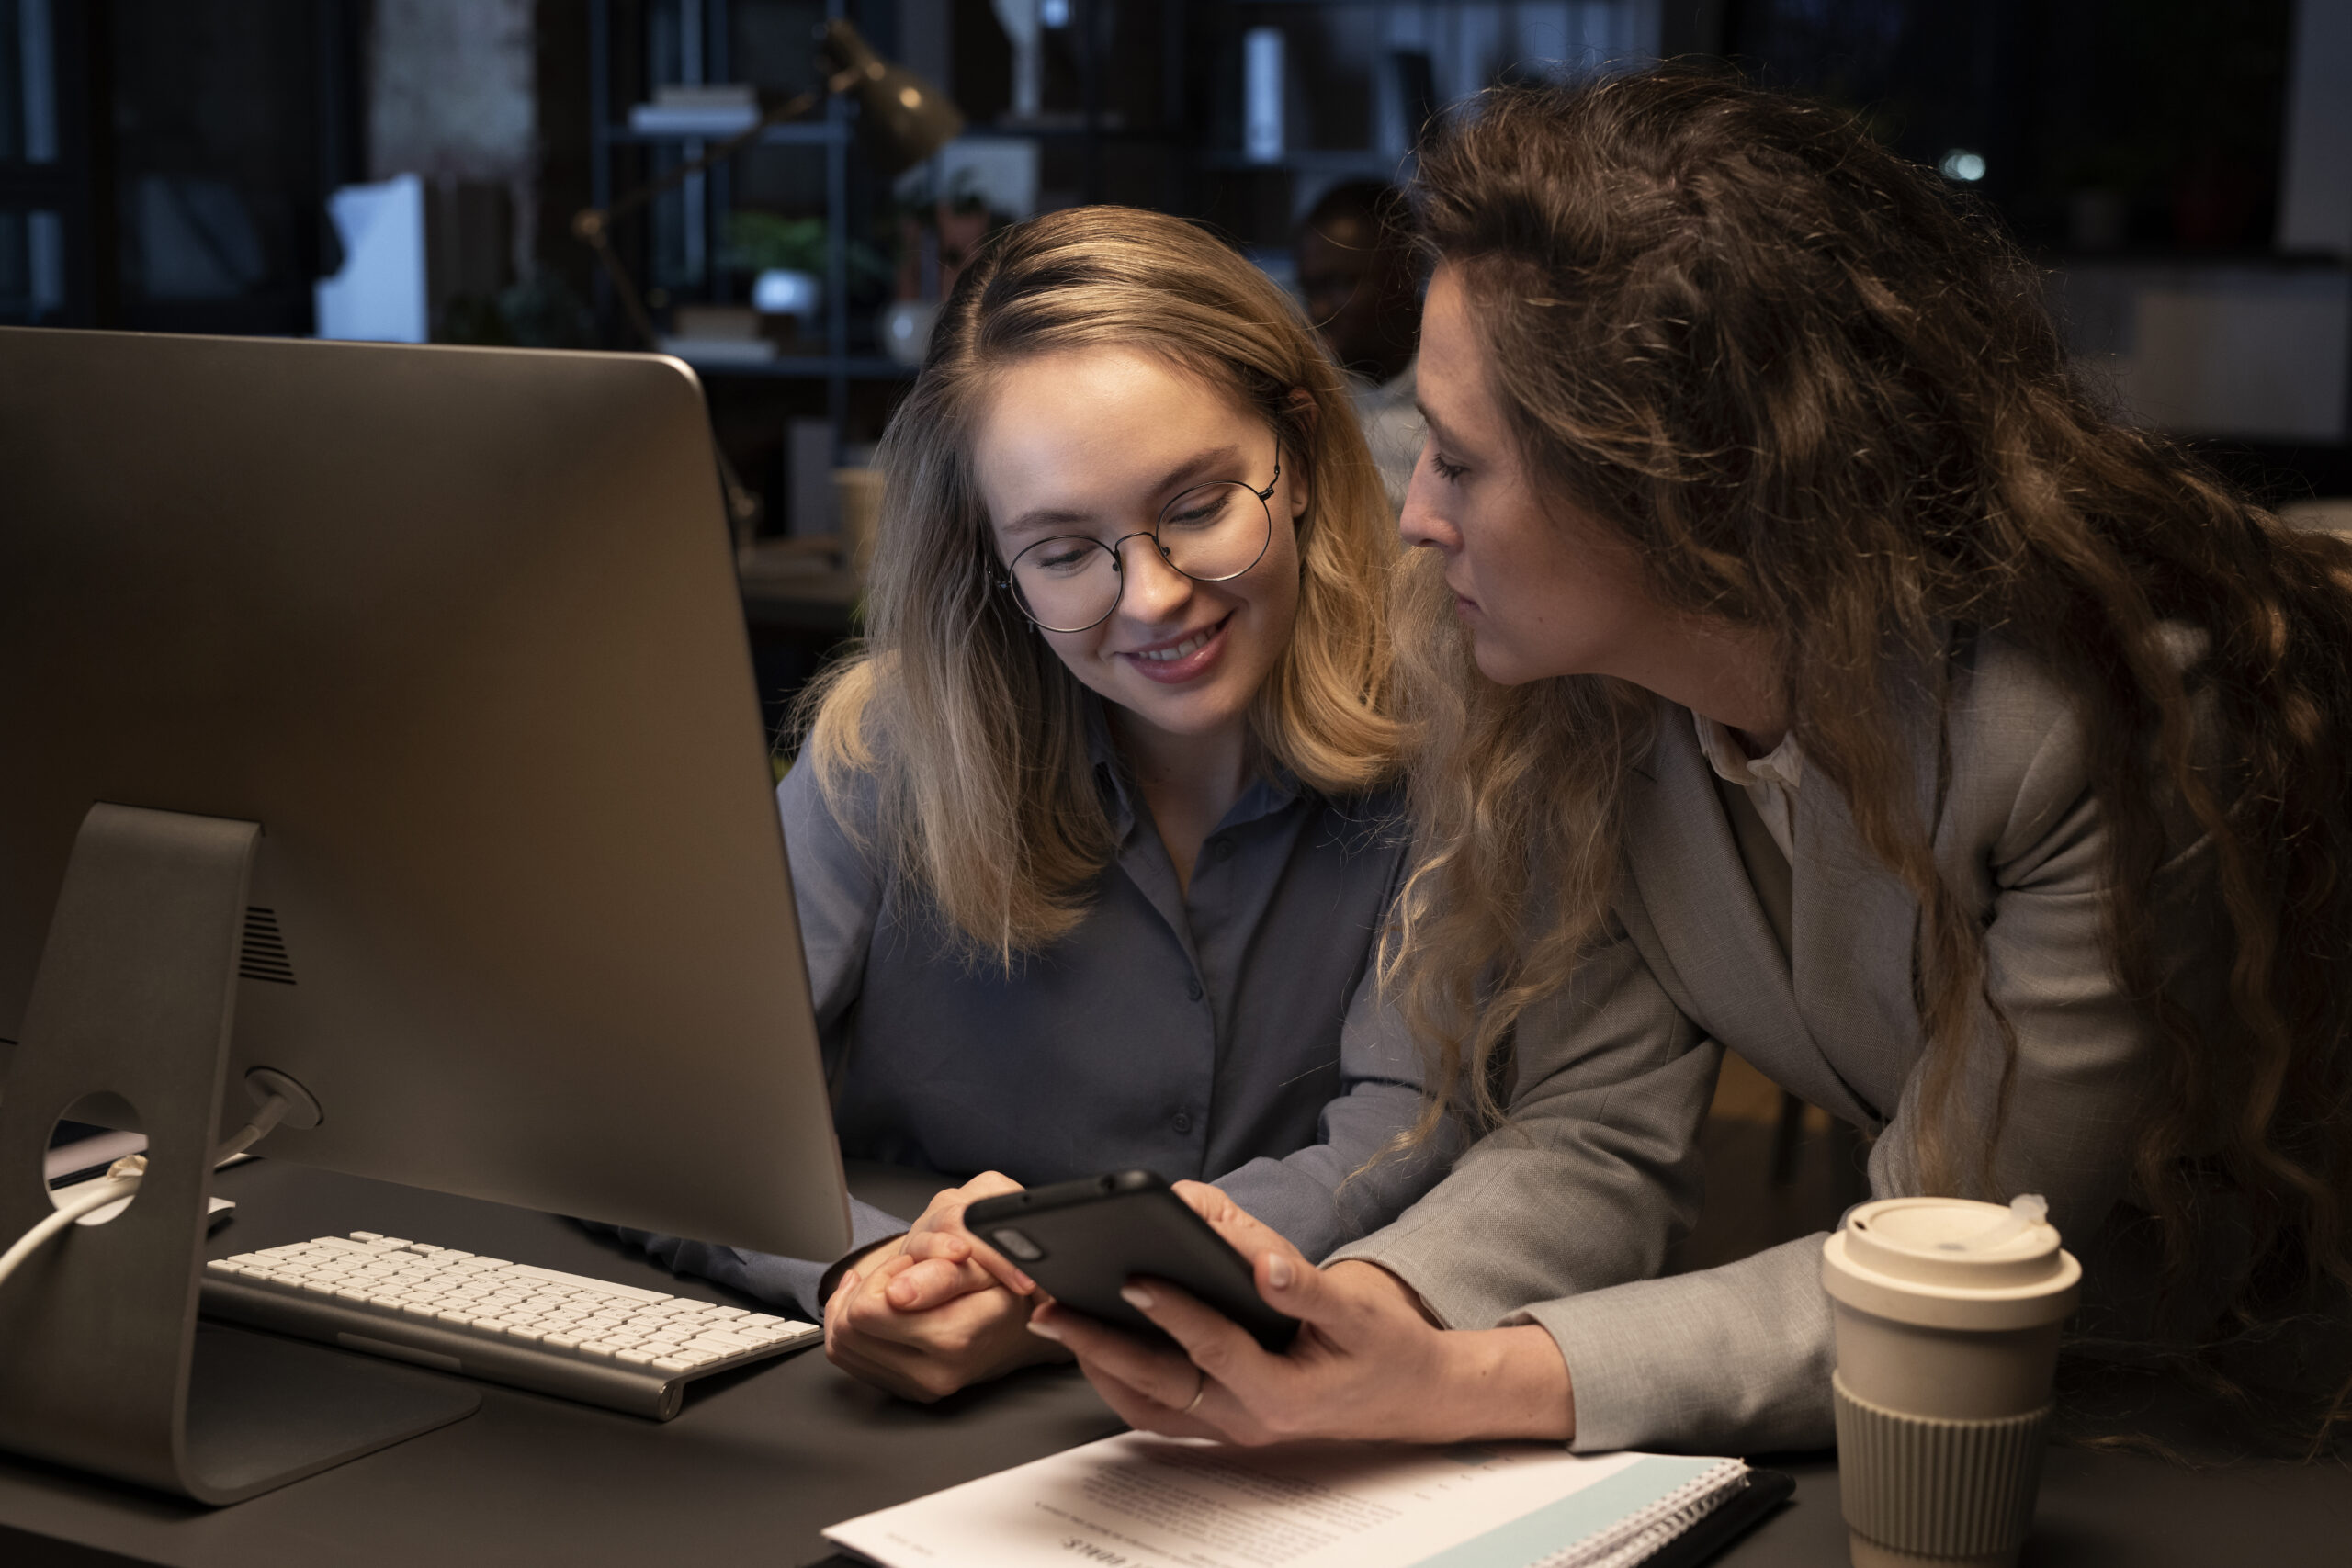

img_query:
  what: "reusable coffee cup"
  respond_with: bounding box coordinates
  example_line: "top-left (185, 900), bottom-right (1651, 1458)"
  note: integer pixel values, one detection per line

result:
top-left (1821, 1195), bottom-right (2081, 1568)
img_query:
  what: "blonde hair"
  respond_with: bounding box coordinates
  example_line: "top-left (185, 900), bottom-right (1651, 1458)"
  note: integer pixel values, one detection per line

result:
top-left (797, 207), bottom-right (1401, 965)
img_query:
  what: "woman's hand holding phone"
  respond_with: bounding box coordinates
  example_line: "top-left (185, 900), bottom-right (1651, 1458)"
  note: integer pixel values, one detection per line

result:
top-left (821, 1171), bottom-right (1070, 1402)
top-left (1030, 1180), bottom-right (1577, 1446)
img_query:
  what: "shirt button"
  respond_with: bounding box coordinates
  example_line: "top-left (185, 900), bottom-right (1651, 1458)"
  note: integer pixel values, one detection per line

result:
top-left (1171, 1111), bottom-right (1193, 1134)
top-left (1184, 978), bottom-right (1204, 1001)
top-left (1210, 839), bottom-right (1235, 863)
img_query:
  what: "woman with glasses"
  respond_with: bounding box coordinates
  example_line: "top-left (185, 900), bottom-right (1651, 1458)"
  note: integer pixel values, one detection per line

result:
top-left (605, 207), bottom-right (1499, 1404)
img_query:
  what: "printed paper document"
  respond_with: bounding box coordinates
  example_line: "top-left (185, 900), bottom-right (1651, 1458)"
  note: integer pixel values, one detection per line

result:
top-left (824, 1431), bottom-right (1745, 1568)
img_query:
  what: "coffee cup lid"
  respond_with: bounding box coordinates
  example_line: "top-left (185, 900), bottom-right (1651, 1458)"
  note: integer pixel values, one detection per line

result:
top-left (1821, 1195), bottom-right (2081, 1330)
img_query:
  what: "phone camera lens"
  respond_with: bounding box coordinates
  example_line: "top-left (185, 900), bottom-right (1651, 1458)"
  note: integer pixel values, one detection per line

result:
top-left (990, 1227), bottom-right (1046, 1262)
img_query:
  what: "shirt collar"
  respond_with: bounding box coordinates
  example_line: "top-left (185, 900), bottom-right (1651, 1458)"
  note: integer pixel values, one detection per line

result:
top-left (1083, 693), bottom-right (1304, 840)
top-left (1690, 708), bottom-right (1804, 795)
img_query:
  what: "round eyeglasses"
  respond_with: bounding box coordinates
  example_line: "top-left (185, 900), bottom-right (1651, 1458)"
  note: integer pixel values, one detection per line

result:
top-left (1001, 456), bottom-right (1281, 635)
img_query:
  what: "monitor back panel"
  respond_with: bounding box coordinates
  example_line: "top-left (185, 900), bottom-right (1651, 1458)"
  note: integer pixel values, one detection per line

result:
top-left (0, 327), bottom-right (851, 1259)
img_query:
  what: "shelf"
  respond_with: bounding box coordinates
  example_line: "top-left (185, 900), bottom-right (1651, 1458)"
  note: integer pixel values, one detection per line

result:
top-left (605, 120), bottom-right (847, 146)
top-left (969, 121), bottom-right (1183, 143)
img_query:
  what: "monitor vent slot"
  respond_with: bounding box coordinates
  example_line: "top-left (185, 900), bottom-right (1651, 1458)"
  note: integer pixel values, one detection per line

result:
top-left (239, 907), bottom-right (297, 986)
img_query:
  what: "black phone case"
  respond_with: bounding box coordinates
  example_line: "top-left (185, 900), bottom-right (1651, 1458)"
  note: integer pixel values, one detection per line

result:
top-left (966, 1170), bottom-right (1299, 1351)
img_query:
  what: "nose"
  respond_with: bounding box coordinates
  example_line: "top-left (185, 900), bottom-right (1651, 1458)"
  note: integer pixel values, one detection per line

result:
top-left (1397, 456), bottom-right (1459, 555)
top-left (1115, 532), bottom-right (1193, 626)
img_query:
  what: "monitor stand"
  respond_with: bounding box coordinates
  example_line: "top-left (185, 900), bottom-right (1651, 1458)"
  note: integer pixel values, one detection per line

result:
top-left (0, 804), bottom-right (480, 1505)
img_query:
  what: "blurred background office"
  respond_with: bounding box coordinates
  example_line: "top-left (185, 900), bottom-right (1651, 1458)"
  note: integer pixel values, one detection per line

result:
top-left (3, 0), bottom-right (2348, 1250)
top-left (5, 2), bottom-right (2346, 525)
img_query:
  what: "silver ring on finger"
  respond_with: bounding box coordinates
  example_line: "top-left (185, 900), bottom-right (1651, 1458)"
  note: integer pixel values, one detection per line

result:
top-left (1182, 1369), bottom-right (1209, 1415)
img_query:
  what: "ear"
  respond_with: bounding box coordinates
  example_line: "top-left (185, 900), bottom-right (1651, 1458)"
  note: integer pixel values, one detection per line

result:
top-left (1283, 388), bottom-right (1317, 520)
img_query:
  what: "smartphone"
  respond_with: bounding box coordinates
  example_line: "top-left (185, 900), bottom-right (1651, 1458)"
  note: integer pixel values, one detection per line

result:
top-left (965, 1170), bottom-right (1299, 1352)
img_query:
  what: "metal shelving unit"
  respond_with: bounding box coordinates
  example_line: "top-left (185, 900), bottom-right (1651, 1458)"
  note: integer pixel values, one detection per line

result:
top-left (577, 0), bottom-right (1504, 436)
top-left (588, 0), bottom-right (902, 460)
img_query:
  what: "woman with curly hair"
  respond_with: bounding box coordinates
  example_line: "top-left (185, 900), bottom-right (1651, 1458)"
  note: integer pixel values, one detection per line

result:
top-left (1037, 73), bottom-right (2352, 1455)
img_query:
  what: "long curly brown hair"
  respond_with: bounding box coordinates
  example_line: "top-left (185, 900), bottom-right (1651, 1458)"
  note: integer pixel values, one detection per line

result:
top-left (1387, 72), bottom-right (2352, 1442)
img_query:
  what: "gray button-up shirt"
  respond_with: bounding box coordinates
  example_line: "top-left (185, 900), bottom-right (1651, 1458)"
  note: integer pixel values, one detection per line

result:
top-left (612, 695), bottom-right (1451, 1316)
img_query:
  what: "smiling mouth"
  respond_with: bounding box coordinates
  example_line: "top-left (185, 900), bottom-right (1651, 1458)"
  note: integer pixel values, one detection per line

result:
top-left (1136, 625), bottom-right (1219, 662)
top-left (1119, 614), bottom-right (1233, 682)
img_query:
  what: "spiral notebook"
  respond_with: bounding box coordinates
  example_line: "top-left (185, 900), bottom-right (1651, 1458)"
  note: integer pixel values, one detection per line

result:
top-left (823, 1431), bottom-right (1772, 1568)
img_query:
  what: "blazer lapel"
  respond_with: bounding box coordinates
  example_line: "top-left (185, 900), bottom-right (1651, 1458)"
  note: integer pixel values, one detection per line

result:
top-left (1623, 719), bottom-right (1853, 1105)
top-left (1788, 739), bottom-right (1931, 1128)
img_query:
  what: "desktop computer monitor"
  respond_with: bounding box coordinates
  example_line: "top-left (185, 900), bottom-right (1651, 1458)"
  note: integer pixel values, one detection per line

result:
top-left (0, 325), bottom-right (854, 1497)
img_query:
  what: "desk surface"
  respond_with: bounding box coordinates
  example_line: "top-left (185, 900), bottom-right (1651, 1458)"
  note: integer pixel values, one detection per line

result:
top-left (2, 1161), bottom-right (2346, 1567)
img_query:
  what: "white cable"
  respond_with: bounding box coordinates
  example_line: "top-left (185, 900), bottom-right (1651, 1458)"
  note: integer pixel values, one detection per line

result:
top-left (212, 1091), bottom-right (290, 1164)
top-left (0, 1169), bottom-right (142, 1293)
top-left (0, 1091), bottom-right (292, 1297)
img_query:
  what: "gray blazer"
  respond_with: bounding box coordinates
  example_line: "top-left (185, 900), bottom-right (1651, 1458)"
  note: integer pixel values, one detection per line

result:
top-left (1330, 635), bottom-right (2211, 1453)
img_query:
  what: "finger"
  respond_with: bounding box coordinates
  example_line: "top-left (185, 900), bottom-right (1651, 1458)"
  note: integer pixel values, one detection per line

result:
top-left (825, 1269), bottom-right (862, 1332)
top-left (920, 1171), bottom-right (1035, 1291)
top-left (1169, 1181), bottom-right (1310, 1281)
top-left (906, 1170), bottom-right (1023, 1237)
top-left (845, 1280), bottom-right (1023, 1363)
top-left (899, 1229), bottom-right (971, 1263)
top-left (1029, 1300), bottom-right (1206, 1412)
top-left (823, 1269), bottom-right (862, 1359)
top-left (900, 1226), bottom-right (1039, 1301)
top-left (958, 1169), bottom-right (1026, 1201)
top-left (1114, 1275), bottom-right (1285, 1400)
top-left (884, 1255), bottom-right (998, 1310)
top-left (902, 1185), bottom-right (968, 1238)
top-left (943, 1228), bottom-right (1036, 1297)
top-left (1071, 1354), bottom-right (1230, 1440)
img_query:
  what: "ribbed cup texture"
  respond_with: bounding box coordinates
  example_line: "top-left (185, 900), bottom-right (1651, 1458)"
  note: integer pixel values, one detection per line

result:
top-left (1834, 1373), bottom-right (2052, 1559)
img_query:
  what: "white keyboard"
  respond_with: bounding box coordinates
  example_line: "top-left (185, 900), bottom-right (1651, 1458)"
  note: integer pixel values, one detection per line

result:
top-left (201, 1231), bottom-right (819, 1419)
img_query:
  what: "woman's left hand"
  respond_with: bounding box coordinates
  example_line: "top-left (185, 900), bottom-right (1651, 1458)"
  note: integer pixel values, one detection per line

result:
top-left (823, 1251), bottom-right (1067, 1401)
top-left (1029, 1181), bottom-right (1575, 1447)
top-left (820, 1170), bottom-right (1069, 1401)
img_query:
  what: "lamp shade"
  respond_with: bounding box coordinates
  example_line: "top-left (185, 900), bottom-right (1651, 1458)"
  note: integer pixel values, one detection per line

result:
top-left (820, 19), bottom-right (965, 176)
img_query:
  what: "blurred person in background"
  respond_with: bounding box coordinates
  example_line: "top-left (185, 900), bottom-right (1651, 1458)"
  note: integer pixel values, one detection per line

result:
top-left (1295, 181), bottom-right (1425, 511)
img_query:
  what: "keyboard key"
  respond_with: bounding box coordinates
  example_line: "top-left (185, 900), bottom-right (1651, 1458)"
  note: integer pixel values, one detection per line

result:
top-left (651, 1357), bottom-right (693, 1372)
top-left (508, 1261), bottom-right (672, 1303)
top-left (615, 1348), bottom-right (656, 1366)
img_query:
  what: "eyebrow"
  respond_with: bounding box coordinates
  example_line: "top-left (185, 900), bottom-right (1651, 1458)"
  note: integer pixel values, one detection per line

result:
top-left (1415, 400), bottom-right (1466, 452)
top-left (997, 445), bottom-right (1248, 541)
